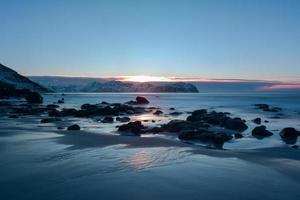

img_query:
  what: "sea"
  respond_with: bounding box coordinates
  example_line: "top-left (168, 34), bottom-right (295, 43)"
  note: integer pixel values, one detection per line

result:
top-left (0, 92), bottom-right (300, 200)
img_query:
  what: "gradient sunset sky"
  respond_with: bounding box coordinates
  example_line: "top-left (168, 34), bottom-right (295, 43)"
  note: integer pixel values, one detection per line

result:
top-left (1, 0), bottom-right (300, 81)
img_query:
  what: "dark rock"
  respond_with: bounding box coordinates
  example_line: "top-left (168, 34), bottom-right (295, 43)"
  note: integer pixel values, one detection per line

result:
top-left (224, 118), bottom-right (248, 132)
top-left (48, 109), bottom-right (60, 117)
top-left (169, 112), bottom-right (183, 116)
top-left (169, 107), bottom-right (175, 110)
top-left (162, 120), bottom-right (195, 132)
top-left (252, 117), bottom-right (261, 124)
top-left (8, 115), bottom-right (19, 119)
top-left (101, 101), bottom-right (109, 105)
top-left (57, 127), bottom-right (64, 130)
top-left (178, 130), bottom-right (232, 148)
top-left (25, 92), bottom-right (43, 104)
top-left (292, 145), bottom-right (298, 149)
top-left (252, 126), bottom-right (273, 138)
top-left (118, 121), bottom-right (144, 135)
top-left (61, 108), bottom-right (78, 116)
top-left (254, 104), bottom-right (282, 112)
top-left (81, 104), bottom-right (97, 110)
top-left (147, 127), bottom-right (164, 134)
top-left (57, 99), bottom-right (64, 104)
top-left (67, 124), bottom-right (80, 131)
top-left (116, 116), bottom-right (130, 123)
top-left (47, 104), bottom-right (59, 109)
top-left (213, 133), bottom-right (233, 148)
top-left (136, 96), bottom-right (149, 104)
top-left (101, 116), bottom-right (114, 123)
top-left (264, 120), bottom-right (269, 123)
top-left (153, 110), bottom-right (163, 115)
top-left (192, 109), bottom-right (207, 115)
top-left (279, 127), bottom-right (299, 144)
top-left (41, 118), bottom-right (62, 123)
top-left (234, 133), bottom-right (243, 139)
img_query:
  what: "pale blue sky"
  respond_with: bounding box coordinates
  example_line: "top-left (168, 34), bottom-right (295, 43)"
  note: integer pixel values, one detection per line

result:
top-left (0, 0), bottom-right (300, 80)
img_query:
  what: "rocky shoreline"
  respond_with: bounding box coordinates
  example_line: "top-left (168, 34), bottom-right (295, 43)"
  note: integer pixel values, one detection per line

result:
top-left (1, 94), bottom-right (299, 150)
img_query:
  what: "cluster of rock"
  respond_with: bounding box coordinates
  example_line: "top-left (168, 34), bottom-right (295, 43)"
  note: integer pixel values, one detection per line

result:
top-left (254, 104), bottom-right (282, 112)
top-left (116, 109), bottom-right (249, 148)
top-left (4, 93), bottom-right (300, 149)
top-left (49, 103), bottom-right (150, 119)
top-left (116, 108), bottom-right (300, 148)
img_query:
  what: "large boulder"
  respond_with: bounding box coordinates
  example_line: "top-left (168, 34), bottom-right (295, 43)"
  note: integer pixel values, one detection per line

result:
top-left (279, 127), bottom-right (299, 144)
top-left (25, 92), bottom-right (43, 104)
top-left (136, 96), bottom-right (149, 104)
top-left (67, 124), bottom-right (80, 131)
top-left (252, 125), bottom-right (273, 138)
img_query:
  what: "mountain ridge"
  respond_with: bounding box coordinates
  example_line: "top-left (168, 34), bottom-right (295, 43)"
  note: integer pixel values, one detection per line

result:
top-left (0, 63), bottom-right (47, 92)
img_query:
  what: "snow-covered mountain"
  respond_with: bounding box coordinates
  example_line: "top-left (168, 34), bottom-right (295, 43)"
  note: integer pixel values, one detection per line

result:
top-left (0, 63), bottom-right (47, 92)
top-left (30, 76), bottom-right (199, 93)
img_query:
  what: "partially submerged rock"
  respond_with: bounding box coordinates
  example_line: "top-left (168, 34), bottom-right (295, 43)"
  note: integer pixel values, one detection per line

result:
top-left (252, 117), bottom-right (261, 124)
top-left (117, 121), bottom-right (145, 135)
top-left (46, 104), bottom-right (59, 109)
top-left (67, 124), bottom-right (80, 131)
top-left (224, 118), bottom-right (248, 132)
top-left (136, 96), bottom-right (149, 104)
top-left (101, 116), bottom-right (114, 123)
top-left (254, 104), bottom-right (282, 112)
top-left (252, 126), bottom-right (273, 138)
top-left (279, 127), bottom-right (299, 144)
top-left (169, 112), bottom-right (182, 116)
top-left (153, 110), bottom-right (163, 115)
top-left (40, 118), bottom-right (61, 123)
top-left (178, 129), bottom-right (232, 148)
top-left (116, 116), bottom-right (130, 123)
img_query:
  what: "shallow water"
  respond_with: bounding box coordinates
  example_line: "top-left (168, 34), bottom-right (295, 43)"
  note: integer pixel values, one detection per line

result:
top-left (43, 92), bottom-right (300, 148)
top-left (0, 92), bottom-right (300, 200)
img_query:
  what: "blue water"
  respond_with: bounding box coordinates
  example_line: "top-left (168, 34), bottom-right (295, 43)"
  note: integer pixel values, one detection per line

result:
top-left (0, 92), bottom-right (300, 200)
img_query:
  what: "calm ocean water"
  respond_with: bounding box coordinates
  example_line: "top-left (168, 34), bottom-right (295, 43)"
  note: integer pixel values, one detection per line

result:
top-left (1, 92), bottom-right (300, 200)
top-left (44, 92), bottom-right (300, 147)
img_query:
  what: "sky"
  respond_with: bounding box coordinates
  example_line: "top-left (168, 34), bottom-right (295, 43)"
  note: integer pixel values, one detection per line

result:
top-left (0, 0), bottom-right (300, 81)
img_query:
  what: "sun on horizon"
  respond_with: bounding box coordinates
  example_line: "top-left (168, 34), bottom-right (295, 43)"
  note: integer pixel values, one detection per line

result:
top-left (121, 76), bottom-right (172, 82)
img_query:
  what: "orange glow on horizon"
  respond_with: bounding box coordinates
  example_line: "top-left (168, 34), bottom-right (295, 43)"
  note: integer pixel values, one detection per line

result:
top-left (121, 76), bottom-right (172, 82)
